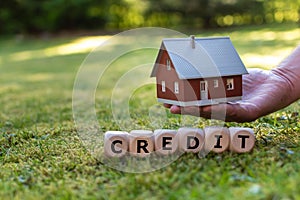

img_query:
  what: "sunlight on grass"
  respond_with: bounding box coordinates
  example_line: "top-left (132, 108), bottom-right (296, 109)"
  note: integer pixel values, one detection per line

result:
top-left (0, 84), bottom-right (21, 94)
top-left (24, 73), bottom-right (55, 82)
top-left (242, 50), bottom-right (291, 68)
top-left (230, 27), bottom-right (300, 69)
top-left (246, 29), bottom-right (299, 41)
top-left (8, 36), bottom-right (111, 62)
top-left (4, 25), bottom-right (299, 70)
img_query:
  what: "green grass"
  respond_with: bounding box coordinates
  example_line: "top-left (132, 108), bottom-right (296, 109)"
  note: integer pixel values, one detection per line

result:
top-left (0, 23), bottom-right (300, 199)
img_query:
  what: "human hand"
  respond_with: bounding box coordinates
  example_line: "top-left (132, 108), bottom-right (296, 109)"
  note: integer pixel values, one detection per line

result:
top-left (164, 68), bottom-right (297, 122)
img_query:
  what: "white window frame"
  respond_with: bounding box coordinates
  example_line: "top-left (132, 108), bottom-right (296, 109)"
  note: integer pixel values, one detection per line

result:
top-left (174, 82), bottom-right (179, 94)
top-left (226, 78), bottom-right (234, 90)
top-left (166, 59), bottom-right (171, 71)
top-left (161, 81), bottom-right (166, 92)
top-left (213, 79), bottom-right (219, 88)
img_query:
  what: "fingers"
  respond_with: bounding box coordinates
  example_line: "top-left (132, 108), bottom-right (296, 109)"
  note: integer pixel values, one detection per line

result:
top-left (205, 103), bottom-right (257, 122)
top-left (169, 105), bottom-right (181, 114)
top-left (167, 105), bottom-right (218, 119)
top-left (166, 103), bottom-right (256, 122)
top-left (179, 106), bottom-right (203, 117)
top-left (165, 104), bottom-right (212, 118)
top-left (163, 103), bottom-right (172, 108)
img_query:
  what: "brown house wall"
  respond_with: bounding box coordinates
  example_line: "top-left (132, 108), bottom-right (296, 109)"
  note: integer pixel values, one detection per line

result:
top-left (156, 50), bottom-right (185, 101)
top-left (181, 76), bottom-right (242, 101)
top-left (183, 79), bottom-right (201, 101)
top-left (156, 50), bottom-right (243, 102)
top-left (183, 76), bottom-right (242, 101)
top-left (223, 75), bottom-right (242, 97)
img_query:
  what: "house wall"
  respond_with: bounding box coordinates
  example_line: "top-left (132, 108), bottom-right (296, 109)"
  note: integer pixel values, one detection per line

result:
top-left (183, 79), bottom-right (201, 101)
top-left (155, 50), bottom-right (243, 102)
top-left (156, 50), bottom-right (185, 101)
top-left (223, 75), bottom-right (242, 98)
top-left (184, 76), bottom-right (242, 101)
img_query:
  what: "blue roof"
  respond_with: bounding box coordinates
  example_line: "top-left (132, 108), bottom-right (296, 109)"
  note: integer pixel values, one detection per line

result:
top-left (151, 36), bottom-right (248, 79)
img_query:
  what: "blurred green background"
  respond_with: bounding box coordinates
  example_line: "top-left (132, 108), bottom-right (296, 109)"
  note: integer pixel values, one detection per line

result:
top-left (1, 1), bottom-right (300, 199)
top-left (1, 0), bottom-right (300, 34)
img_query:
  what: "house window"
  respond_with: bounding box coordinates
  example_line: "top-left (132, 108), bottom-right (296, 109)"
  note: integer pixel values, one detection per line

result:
top-left (166, 59), bottom-right (171, 70)
top-left (161, 81), bottom-right (166, 92)
top-left (213, 79), bottom-right (219, 88)
top-left (174, 82), bottom-right (179, 94)
top-left (226, 78), bottom-right (234, 90)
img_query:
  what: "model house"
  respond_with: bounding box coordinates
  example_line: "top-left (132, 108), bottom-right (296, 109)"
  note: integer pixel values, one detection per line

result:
top-left (151, 36), bottom-right (248, 106)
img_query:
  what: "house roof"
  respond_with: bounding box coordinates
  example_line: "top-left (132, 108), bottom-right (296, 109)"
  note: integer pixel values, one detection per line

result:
top-left (151, 36), bottom-right (248, 79)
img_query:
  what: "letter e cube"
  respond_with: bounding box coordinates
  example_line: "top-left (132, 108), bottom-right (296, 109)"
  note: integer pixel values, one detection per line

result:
top-left (154, 129), bottom-right (178, 155)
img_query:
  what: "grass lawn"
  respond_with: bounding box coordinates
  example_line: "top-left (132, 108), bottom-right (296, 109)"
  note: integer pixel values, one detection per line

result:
top-left (0, 23), bottom-right (300, 199)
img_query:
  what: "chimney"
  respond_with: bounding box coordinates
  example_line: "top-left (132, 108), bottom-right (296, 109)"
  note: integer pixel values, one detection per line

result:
top-left (190, 35), bottom-right (195, 49)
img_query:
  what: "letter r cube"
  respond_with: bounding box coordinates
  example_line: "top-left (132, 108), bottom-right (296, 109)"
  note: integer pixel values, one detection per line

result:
top-left (129, 130), bottom-right (154, 157)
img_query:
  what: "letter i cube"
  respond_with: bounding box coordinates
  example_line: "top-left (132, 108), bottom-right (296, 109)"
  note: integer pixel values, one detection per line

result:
top-left (178, 127), bottom-right (204, 153)
top-left (154, 129), bottom-right (178, 155)
top-left (104, 131), bottom-right (129, 157)
top-left (229, 127), bottom-right (255, 153)
top-left (129, 130), bottom-right (154, 157)
top-left (204, 127), bottom-right (230, 153)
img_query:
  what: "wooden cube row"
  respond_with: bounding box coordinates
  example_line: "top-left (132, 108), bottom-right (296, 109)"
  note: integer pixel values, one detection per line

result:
top-left (104, 127), bottom-right (255, 157)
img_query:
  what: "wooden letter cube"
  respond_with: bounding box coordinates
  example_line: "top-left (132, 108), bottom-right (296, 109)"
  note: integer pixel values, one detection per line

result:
top-left (104, 131), bottom-right (129, 157)
top-left (229, 127), bottom-right (255, 153)
top-left (154, 129), bottom-right (178, 155)
top-left (178, 127), bottom-right (204, 153)
top-left (129, 130), bottom-right (154, 157)
top-left (204, 127), bottom-right (230, 153)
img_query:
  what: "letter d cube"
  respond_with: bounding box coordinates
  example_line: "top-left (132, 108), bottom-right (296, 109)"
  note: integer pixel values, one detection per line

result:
top-left (178, 127), bottom-right (204, 153)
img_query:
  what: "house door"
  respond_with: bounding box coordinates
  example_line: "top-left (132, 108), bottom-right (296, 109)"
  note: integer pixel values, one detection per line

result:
top-left (200, 81), bottom-right (208, 100)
